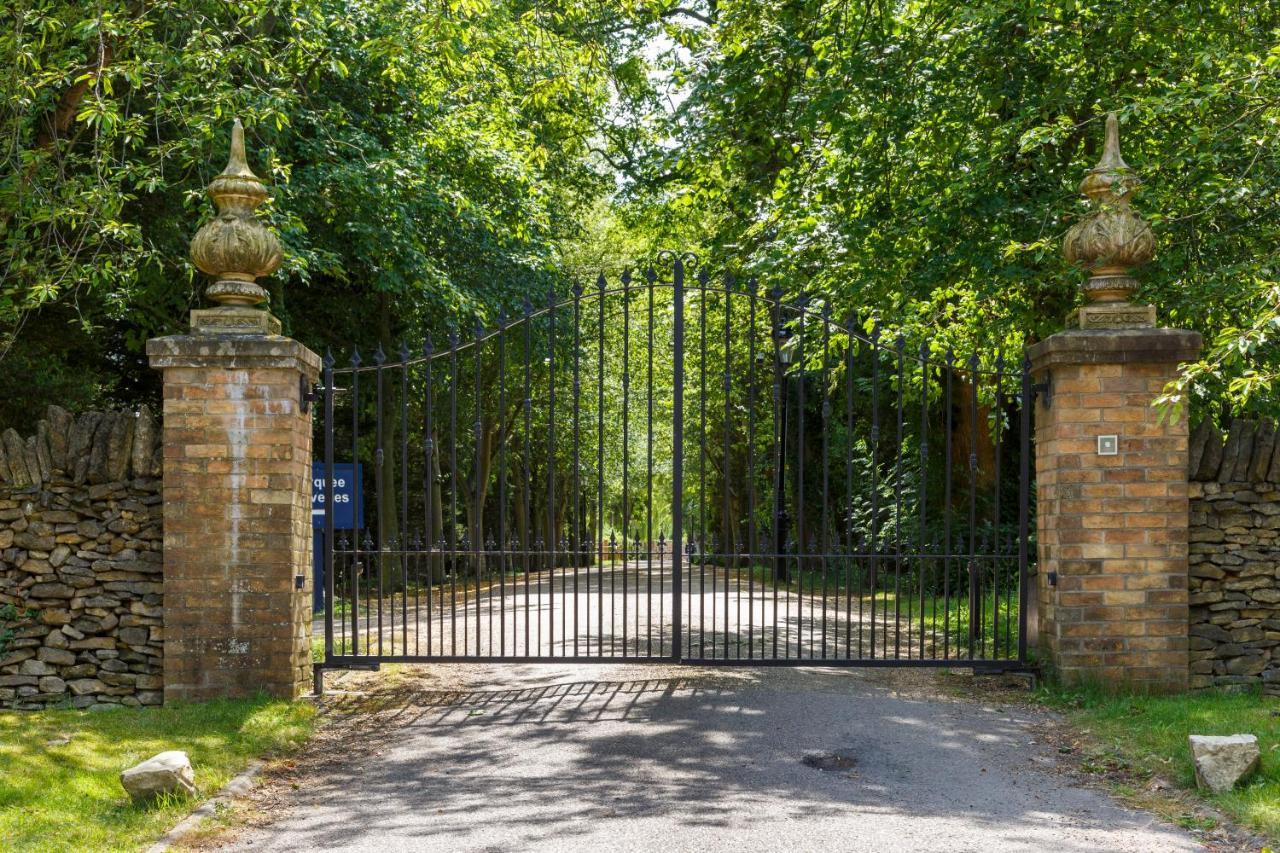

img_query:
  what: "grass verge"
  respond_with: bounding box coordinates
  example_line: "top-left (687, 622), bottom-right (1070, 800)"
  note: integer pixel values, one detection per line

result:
top-left (1041, 683), bottom-right (1280, 845)
top-left (0, 696), bottom-right (315, 852)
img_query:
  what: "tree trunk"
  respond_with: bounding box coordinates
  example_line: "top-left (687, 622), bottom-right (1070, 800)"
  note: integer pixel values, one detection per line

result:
top-left (465, 423), bottom-right (498, 578)
top-left (951, 376), bottom-right (997, 492)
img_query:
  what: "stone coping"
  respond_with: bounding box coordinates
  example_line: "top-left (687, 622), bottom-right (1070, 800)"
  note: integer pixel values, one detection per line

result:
top-left (1028, 327), bottom-right (1202, 371)
top-left (146, 334), bottom-right (320, 375)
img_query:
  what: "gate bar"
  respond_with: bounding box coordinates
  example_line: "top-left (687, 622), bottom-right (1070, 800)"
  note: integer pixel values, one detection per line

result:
top-left (670, 252), bottom-right (686, 660)
top-left (323, 353), bottom-right (335, 664)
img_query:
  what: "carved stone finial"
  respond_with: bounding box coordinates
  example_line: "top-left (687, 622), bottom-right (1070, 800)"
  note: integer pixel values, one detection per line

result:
top-left (188, 120), bottom-right (283, 334)
top-left (1063, 112), bottom-right (1156, 315)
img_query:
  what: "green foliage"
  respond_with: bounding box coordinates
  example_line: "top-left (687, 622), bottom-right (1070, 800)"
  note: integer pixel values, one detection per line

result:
top-left (621, 0), bottom-right (1280, 419)
top-left (1, 0), bottom-right (637, 427)
top-left (7, 0), bottom-right (1280, 427)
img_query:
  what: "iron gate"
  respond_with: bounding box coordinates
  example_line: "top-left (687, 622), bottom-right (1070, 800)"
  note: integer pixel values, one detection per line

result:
top-left (316, 254), bottom-right (1033, 673)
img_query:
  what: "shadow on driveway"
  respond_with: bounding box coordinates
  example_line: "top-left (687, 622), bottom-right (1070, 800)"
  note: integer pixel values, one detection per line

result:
top-left (223, 664), bottom-right (1201, 853)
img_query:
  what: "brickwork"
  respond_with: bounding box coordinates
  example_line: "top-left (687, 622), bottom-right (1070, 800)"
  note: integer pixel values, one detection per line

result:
top-left (146, 335), bottom-right (319, 701)
top-left (1029, 328), bottom-right (1201, 690)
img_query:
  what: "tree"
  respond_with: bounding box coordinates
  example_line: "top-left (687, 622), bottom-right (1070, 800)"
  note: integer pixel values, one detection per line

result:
top-left (618, 0), bottom-right (1280, 419)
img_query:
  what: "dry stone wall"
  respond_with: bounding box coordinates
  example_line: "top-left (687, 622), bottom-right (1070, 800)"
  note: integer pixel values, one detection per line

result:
top-left (0, 406), bottom-right (163, 709)
top-left (1188, 418), bottom-right (1280, 694)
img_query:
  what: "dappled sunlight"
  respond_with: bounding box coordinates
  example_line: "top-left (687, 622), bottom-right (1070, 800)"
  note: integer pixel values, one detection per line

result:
top-left (0, 697), bottom-right (314, 850)
top-left (228, 665), bottom-right (1198, 852)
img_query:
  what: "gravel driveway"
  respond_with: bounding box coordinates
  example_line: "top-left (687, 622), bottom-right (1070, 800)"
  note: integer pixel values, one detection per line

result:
top-left (219, 662), bottom-right (1203, 853)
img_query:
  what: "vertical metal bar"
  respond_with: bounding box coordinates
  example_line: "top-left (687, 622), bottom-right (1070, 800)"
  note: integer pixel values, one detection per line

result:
top-left (572, 283), bottom-right (582, 657)
top-left (449, 332), bottom-right (459, 656)
top-left (893, 336), bottom-right (904, 659)
top-left (795, 305), bottom-right (805, 660)
top-left (746, 279), bottom-right (758, 660)
top-left (400, 346), bottom-right (409, 657)
top-left (701, 268), bottom-right (711, 653)
top-left (658, 531), bottom-right (667, 654)
top-left (522, 301), bottom-right (533, 656)
top-left (498, 315), bottom-right (508, 657)
top-left (991, 353), bottom-right (1004, 658)
top-left (1018, 356), bottom-right (1032, 662)
top-left (597, 275), bottom-right (606, 657)
top-left (820, 307), bottom-right (831, 659)
top-left (942, 347), bottom-right (954, 660)
top-left (547, 290), bottom-right (557, 657)
top-left (374, 347), bottom-right (385, 657)
top-left (646, 268), bottom-right (655, 658)
top-left (424, 340), bottom-right (434, 656)
top-left (868, 326), bottom-right (881, 659)
top-left (918, 340), bottom-right (930, 660)
top-left (844, 319), bottom-right (856, 659)
top-left (357, 358), bottom-right (369, 661)
top-left (471, 323), bottom-right (483, 657)
top-left (724, 275), bottom-right (734, 659)
top-left (323, 354), bottom-right (335, 661)
top-left (671, 257), bottom-right (686, 661)
top-left (770, 288), bottom-right (783, 660)
top-left (411, 535), bottom-right (421, 657)
top-left (621, 272), bottom-right (631, 657)
top-left (968, 352), bottom-right (980, 659)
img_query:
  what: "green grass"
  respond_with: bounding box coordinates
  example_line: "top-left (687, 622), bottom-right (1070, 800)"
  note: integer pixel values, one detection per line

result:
top-left (0, 696), bottom-right (315, 852)
top-left (731, 562), bottom-right (1020, 657)
top-left (1042, 684), bottom-right (1280, 843)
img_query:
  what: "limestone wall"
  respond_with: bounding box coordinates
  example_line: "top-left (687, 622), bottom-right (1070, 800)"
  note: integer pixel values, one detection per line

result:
top-left (0, 407), bottom-right (163, 709)
top-left (1188, 418), bottom-right (1280, 693)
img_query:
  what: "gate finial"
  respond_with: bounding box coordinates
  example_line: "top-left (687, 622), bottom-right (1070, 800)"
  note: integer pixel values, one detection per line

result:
top-left (1062, 111), bottom-right (1157, 328)
top-left (188, 119), bottom-right (284, 335)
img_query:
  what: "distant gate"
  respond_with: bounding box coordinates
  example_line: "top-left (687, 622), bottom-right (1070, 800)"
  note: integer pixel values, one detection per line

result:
top-left (316, 254), bottom-right (1033, 670)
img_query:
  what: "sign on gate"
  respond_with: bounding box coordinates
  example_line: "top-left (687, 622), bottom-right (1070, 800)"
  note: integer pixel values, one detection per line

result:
top-left (311, 463), bottom-right (362, 612)
top-left (311, 462), bottom-right (362, 529)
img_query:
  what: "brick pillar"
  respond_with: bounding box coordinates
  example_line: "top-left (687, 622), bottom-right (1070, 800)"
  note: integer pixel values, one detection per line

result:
top-left (147, 119), bottom-right (317, 701)
top-left (147, 337), bottom-right (318, 701)
top-left (1029, 329), bottom-right (1200, 690)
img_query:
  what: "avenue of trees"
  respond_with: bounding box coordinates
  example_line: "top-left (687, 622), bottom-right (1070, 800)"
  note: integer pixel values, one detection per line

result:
top-left (5, 1), bottom-right (1280, 588)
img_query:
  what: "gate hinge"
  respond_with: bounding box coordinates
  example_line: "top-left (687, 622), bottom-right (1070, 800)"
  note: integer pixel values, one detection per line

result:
top-left (1031, 375), bottom-right (1051, 409)
top-left (301, 377), bottom-right (321, 414)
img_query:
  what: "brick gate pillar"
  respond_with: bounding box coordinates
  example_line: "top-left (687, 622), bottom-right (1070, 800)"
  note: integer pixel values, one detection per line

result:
top-left (1029, 114), bottom-right (1201, 691)
top-left (147, 121), bottom-right (318, 701)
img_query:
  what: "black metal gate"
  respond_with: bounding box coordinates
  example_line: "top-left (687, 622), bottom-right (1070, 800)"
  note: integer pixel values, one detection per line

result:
top-left (316, 254), bottom-right (1033, 673)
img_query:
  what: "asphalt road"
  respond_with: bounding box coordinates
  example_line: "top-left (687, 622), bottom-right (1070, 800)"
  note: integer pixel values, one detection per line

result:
top-left (223, 662), bottom-right (1202, 853)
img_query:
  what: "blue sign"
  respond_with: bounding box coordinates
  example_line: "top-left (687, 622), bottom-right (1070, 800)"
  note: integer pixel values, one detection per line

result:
top-left (312, 462), bottom-right (362, 612)
top-left (311, 462), bottom-right (362, 530)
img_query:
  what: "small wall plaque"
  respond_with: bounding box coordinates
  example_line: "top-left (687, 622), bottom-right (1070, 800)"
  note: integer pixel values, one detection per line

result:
top-left (1097, 434), bottom-right (1118, 456)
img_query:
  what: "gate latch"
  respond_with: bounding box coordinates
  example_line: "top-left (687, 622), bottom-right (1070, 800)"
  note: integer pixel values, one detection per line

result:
top-left (1031, 374), bottom-right (1051, 409)
top-left (300, 377), bottom-right (321, 414)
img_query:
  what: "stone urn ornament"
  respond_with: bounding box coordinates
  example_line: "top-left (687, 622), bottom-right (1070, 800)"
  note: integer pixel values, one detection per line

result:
top-left (188, 119), bottom-right (284, 335)
top-left (1062, 112), bottom-right (1158, 330)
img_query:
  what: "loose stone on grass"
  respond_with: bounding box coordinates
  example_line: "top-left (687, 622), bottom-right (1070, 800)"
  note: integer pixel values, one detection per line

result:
top-left (1188, 734), bottom-right (1260, 793)
top-left (120, 750), bottom-right (196, 803)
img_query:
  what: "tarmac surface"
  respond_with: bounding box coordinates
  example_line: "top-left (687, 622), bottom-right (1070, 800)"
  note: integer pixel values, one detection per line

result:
top-left (222, 661), bottom-right (1202, 853)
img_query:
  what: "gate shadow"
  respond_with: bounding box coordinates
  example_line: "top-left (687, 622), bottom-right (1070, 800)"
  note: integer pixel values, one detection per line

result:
top-left (261, 666), bottom-right (1183, 852)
